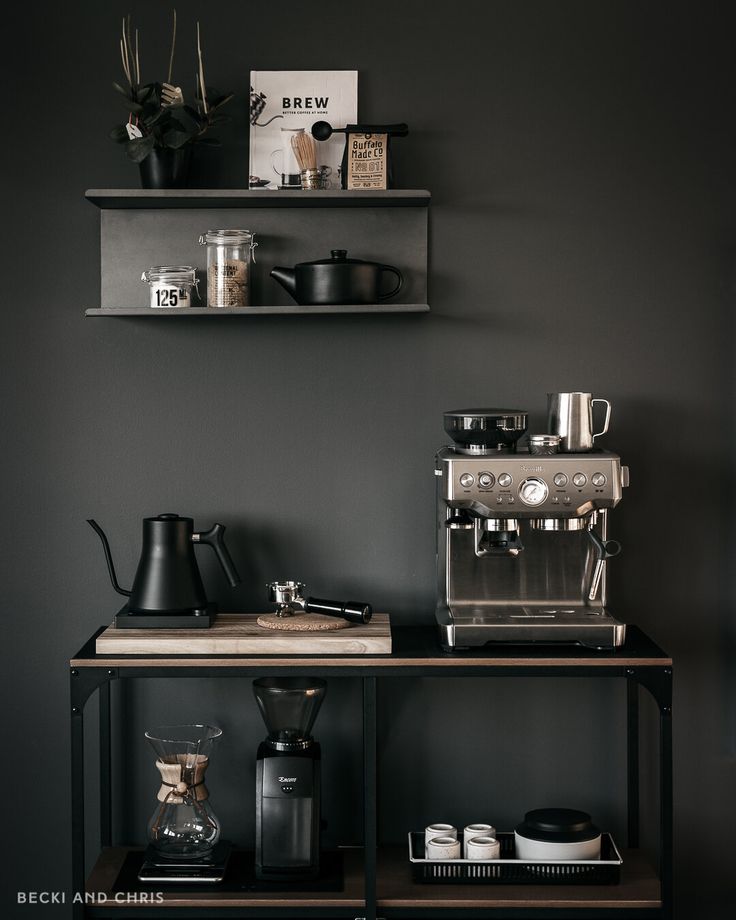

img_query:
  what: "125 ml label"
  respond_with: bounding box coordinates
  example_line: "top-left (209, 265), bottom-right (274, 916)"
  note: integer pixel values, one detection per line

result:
top-left (150, 282), bottom-right (190, 308)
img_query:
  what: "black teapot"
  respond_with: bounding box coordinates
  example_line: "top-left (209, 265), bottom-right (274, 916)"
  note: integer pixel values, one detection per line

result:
top-left (88, 515), bottom-right (240, 627)
top-left (270, 250), bottom-right (403, 306)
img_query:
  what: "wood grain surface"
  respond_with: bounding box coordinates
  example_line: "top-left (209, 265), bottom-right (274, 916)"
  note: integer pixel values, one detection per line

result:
top-left (95, 613), bottom-right (391, 655)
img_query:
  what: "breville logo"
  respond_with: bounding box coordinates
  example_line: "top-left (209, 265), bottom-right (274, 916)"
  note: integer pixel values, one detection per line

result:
top-left (279, 776), bottom-right (297, 783)
top-left (521, 465), bottom-right (544, 472)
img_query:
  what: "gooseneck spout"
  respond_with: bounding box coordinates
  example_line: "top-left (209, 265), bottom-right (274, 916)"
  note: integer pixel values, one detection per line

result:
top-left (270, 266), bottom-right (297, 297)
top-left (88, 519), bottom-right (131, 597)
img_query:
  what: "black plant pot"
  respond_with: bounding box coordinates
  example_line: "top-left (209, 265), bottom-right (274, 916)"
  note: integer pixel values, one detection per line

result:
top-left (139, 146), bottom-right (192, 189)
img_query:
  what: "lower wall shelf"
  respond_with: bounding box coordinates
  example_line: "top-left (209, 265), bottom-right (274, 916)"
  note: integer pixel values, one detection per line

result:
top-left (85, 305), bottom-right (430, 316)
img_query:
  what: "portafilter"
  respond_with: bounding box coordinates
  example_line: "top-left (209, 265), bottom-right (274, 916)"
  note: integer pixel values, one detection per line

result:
top-left (267, 581), bottom-right (372, 624)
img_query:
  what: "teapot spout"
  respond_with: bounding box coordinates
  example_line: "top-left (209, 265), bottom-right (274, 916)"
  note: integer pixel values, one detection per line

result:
top-left (270, 266), bottom-right (297, 298)
top-left (88, 519), bottom-right (131, 597)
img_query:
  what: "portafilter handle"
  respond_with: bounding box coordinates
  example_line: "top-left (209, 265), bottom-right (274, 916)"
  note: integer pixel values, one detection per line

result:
top-left (304, 597), bottom-right (373, 624)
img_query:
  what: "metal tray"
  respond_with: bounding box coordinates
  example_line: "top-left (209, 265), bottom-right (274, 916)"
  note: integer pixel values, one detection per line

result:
top-left (408, 832), bottom-right (622, 885)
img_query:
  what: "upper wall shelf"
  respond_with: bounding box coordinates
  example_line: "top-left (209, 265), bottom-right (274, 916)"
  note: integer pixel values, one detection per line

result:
top-left (87, 188), bottom-right (430, 315)
top-left (85, 189), bottom-right (431, 209)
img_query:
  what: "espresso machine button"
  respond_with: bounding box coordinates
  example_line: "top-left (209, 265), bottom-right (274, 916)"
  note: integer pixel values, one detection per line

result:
top-left (591, 472), bottom-right (607, 487)
top-left (519, 477), bottom-right (549, 506)
top-left (498, 473), bottom-right (513, 488)
top-left (478, 472), bottom-right (495, 489)
top-left (572, 472), bottom-right (588, 487)
top-left (459, 473), bottom-right (475, 488)
top-left (553, 472), bottom-right (568, 487)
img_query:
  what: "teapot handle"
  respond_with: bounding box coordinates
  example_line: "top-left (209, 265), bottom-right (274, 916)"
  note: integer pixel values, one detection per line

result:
top-left (378, 265), bottom-right (403, 301)
top-left (193, 524), bottom-right (241, 588)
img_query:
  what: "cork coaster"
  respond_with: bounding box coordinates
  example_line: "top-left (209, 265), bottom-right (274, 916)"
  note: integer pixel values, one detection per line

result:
top-left (256, 612), bottom-right (350, 632)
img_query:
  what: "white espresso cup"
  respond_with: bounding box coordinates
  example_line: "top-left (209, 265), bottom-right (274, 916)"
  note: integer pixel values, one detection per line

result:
top-left (425, 824), bottom-right (457, 848)
top-left (462, 824), bottom-right (496, 858)
top-left (466, 835), bottom-right (501, 860)
top-left (426, 836), bottom-right (462, 860)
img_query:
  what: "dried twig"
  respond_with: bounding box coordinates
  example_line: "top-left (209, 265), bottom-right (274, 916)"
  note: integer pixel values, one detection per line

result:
top-left (196, 22), bottom-right (208, 115)
top-left (120, 37), bottom-right (131, 86)
top-left (121, 18), bottom-right (131, 86)
top-left (167, 9), bottom-right (177, 84)
top-left (134, 28), bottom-right (140, 84)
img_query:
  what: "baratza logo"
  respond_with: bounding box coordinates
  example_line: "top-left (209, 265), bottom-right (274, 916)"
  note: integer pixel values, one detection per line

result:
top-left (279, 776), bottom-right (297, 783)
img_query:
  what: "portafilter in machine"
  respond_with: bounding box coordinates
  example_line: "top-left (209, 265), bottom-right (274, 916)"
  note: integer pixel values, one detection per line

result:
top-left (435, 409), bottom-right (629, 650)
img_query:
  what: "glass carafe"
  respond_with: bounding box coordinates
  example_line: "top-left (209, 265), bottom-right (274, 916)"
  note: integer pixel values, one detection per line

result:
top-left (145, 724), bottom-right (222, 859)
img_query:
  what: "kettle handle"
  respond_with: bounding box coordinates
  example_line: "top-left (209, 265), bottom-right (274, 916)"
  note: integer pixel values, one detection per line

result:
top-left (377, 265), bottom-right (403, 301)
top-left (193, 523), bottom-right (241, 588)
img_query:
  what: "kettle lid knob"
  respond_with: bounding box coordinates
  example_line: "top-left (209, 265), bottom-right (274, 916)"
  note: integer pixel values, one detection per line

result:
top-left (330, 249), bottom-right (348, 261)
top-left (156, 513), bottom-right (181, 520)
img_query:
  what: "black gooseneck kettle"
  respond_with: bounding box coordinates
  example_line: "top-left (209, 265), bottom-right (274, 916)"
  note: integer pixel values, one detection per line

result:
top-left (88, 514), bottom-right (241, 620)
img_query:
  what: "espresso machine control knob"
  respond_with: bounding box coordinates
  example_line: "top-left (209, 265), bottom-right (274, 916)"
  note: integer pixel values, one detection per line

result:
top-left (459, 473), bottom-right (475, 488)
top-left (478, 472), bottom-right (495, 489)
top-left (519, 477), bottom-right (549, 506)
top-left (572, 472), bottom-right (588, 487)
top-left (591, 472), bottom-right (607, 487)
top-left (498, 473), bottom-right (513, 488)
top-left (553, 472), bottom-right (568, 487)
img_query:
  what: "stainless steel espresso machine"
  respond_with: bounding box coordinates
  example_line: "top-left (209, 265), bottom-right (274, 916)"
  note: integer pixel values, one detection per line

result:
top-left (436, 408), bottom-right (629, 650)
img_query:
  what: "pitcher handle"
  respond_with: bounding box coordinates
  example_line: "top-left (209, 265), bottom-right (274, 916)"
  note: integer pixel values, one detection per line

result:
top-left (592, 398), bottom-right (612, 439)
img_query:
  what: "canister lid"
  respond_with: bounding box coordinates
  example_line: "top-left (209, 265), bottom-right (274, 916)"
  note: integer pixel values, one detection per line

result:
top-left (199, 229), bottom-right (254, 244)
top-left (141, 265), bottom-right (197, 283)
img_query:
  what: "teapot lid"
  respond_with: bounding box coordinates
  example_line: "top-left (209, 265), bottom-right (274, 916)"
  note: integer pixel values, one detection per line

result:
top-left (298, 249), bottom-right (369, 266)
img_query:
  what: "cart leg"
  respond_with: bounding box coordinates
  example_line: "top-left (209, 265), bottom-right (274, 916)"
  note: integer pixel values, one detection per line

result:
top-left (363, 677), bottom-right (377, 920)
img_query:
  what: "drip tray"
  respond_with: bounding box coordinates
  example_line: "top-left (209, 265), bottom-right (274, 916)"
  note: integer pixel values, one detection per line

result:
top-left (441, 608), bottom-right (626, 649)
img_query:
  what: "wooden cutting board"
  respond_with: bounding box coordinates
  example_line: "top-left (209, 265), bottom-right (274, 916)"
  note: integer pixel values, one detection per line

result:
top-left (95, 612), bottom-right (392, 655)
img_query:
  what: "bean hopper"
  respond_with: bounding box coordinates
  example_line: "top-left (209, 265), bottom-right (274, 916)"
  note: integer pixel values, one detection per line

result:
top-left (435, 409), bottom-right (629, 649)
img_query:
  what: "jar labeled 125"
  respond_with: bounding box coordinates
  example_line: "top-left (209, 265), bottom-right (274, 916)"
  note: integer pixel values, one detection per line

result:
top-left (141, 265), bottom-right (199, 308)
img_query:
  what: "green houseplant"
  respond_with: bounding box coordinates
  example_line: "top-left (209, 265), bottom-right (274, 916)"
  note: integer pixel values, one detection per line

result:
top-left (110, 12), bottom-right (233, 188)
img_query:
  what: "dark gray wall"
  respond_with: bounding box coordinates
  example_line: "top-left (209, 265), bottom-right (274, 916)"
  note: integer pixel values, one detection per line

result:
top-left (2, 0), bottom-right (735, 914)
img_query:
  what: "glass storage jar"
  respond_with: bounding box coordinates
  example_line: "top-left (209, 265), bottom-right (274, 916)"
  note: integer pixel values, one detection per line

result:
top-left (199, 229), bottom-right (257, 307)
top-left (140, 265), bottom-right (199, 308)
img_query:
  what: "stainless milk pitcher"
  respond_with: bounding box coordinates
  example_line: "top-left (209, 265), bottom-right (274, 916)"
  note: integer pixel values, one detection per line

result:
top-left (547, 392), bottom-right (611, 452)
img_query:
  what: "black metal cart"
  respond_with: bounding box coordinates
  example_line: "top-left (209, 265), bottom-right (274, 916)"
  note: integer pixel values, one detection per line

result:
top-left (70, 624), bottom-right (672, 920)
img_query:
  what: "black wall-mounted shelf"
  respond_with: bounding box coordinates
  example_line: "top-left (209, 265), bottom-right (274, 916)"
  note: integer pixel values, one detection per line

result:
top-left (85, 189), bottom-right (431, 209)
top-left (86, 305), bottom-right (429, 317)
top-left (86, 188), bottom-right (431, 315)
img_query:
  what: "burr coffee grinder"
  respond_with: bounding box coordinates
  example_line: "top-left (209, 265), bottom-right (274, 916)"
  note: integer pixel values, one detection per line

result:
top-left (435, 408), bottom-right (629, 650)
top-left (253, 677), bottom-right (327, 880)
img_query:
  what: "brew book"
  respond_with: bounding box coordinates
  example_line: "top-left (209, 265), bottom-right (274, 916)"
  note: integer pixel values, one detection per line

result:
top-left (249, 71), bottom-right (358, 189)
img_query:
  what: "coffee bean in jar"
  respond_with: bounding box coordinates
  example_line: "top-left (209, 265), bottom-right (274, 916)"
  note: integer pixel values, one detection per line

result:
top-left (199, 229), bottom-right (257, 308)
